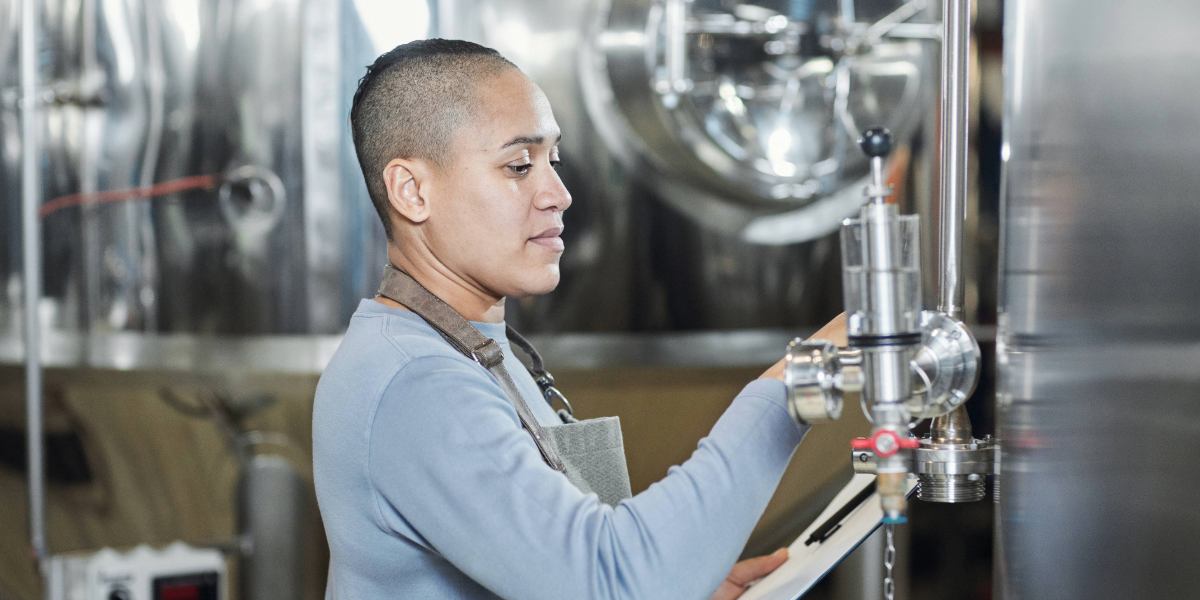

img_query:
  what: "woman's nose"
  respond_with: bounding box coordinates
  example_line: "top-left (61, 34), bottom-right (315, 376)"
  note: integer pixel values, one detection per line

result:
top-left (535, 170), bottom-right (572, 212)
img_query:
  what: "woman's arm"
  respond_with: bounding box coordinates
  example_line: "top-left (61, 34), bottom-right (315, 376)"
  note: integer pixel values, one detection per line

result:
top-left (368, 357), bottom-right (804, 600)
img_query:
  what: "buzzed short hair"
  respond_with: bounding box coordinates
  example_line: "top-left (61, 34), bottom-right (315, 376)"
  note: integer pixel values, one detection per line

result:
top-left (351, 39), bottom-right (517, 239)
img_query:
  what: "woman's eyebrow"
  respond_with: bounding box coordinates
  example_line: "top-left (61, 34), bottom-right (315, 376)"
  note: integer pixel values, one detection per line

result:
top-left (500, 132), bottom-right (562, 149)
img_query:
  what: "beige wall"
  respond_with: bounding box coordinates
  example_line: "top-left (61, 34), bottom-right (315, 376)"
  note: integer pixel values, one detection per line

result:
top-left (0, 364), bottom-right (869, 599)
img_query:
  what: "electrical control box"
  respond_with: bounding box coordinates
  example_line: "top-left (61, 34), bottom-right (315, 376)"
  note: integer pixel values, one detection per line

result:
top-left (47, 542), bottom-right (225, 600)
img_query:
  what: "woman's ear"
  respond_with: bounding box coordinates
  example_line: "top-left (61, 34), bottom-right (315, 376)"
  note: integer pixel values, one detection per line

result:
top-left (383, 158), bottom-right (430, 224)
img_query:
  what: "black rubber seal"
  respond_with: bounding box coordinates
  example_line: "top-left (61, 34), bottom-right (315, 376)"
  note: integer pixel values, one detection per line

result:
top-left (848, 333), bottom-right (923, 347)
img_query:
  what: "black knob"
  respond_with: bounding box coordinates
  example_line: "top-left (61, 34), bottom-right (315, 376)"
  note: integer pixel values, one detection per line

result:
top-left (858, 127), bottom-right (892, 158)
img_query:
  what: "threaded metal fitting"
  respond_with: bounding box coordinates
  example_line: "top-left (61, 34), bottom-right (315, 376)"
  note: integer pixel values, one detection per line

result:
top-left (917, 474), bottom-right (986, 502)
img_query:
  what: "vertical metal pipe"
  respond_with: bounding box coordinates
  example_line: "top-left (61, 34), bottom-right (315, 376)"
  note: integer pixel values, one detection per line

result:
top-left (870, 156), bottom-right (885, 203)
top-left (839, 0), bottom-right (856, 25)
top-left (938, 0), bottom-right (970, 319)
top-left (302, 0), bottom-right (344, 333)
top-left (664, 0), bottom-right (686, 92)
top-left (21, 0), bottom-right (48, 566)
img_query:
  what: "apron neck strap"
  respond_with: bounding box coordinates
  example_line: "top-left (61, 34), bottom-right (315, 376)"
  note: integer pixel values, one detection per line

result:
top-left (504, 325), bottom-right (546, 375)
top-left (376, 265), bottom-right (566, 472)
top-left (506, 325), bottom-right (574, 419)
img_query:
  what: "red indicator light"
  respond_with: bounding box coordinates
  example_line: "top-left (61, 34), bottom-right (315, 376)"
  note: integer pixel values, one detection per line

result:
top-left (159, 585), bottom-right (200, 600)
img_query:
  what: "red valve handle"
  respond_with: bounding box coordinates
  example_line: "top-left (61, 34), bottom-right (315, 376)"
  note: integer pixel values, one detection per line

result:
top-left (851, 431), bottom-right (920, 457)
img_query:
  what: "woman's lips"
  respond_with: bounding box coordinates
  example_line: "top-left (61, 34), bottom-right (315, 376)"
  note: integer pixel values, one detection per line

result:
top-left (529, 235), bottom-right (565, 251)
top-left (530, 226), bottom-right (565, 251)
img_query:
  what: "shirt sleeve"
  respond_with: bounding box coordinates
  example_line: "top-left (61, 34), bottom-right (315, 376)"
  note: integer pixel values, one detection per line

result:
top-left (367, 354), bottom-right (807, 600)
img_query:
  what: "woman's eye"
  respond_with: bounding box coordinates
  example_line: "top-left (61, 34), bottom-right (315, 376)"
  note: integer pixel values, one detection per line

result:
top-left (550, 159), bottom-right (563, 170)
top-left (509, 163), bottom-right (532, 175)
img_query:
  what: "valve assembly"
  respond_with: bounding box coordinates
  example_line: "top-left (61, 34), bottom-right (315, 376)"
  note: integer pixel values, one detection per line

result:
top-left (784, 127), bottom-right (994, 523)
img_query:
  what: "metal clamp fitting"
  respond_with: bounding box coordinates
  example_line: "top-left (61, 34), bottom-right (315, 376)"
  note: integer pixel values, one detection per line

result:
top-left (785, 339), bottom-right (859, 425)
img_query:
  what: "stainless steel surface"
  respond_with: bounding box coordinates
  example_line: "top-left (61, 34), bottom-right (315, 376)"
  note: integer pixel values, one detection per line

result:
top-left (928, 403), bottom-right (971, 444)
top-left (2, 325), bottom-right (995, 374)
top-left (20, 0), bottom-right (47, 567)
top-left (596, 0), bottom-right (925, 209)
top-left (868, 157), bottom-right (888, 201)
top-left (909, 310), bottom-right (979, 417)
top-left (301, 0), bottom-right (344, 334)
top-left (0, 0), bottom-right (958, 370)
top-left (845, 205), bottom-right (922, 338)
top-left (590, 0), bottom-right (931, 245)
top-left (845, 418), bottom-right (994, 501)
top-left (912, 412), bottom-right (993, 503)
top-left (911, 445), bottom-right (992, 476)
top-left (0, 324), bottom-right (1003, 374)
top-left (936, 0), bottom-right (969, 319)
top-left (826, 0), bottom-right (984, 519)
top-left (793, 119), bottom-right (988, 520)
top-left (0, 0), bottom-right (946, 350)
top-left (997, 1), bottom-right (1200, 597)
top-left (0, 0), bottom-right (389, 341)
top-left (842, 181), bottom-right (921, 519)
top-left (914, 474), bottom-right (983, 502)
top-left (904, 0), bottom-right (987, 510)
top-left (784, 339), bottom-right (852, 424)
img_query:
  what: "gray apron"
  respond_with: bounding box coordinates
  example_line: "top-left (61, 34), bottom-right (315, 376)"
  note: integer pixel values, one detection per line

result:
top-left (377, 265), bottom-right (633, 506)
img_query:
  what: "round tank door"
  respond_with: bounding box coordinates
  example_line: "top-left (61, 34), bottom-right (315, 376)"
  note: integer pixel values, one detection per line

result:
top-left (585, 0), bottom-right (931, 244)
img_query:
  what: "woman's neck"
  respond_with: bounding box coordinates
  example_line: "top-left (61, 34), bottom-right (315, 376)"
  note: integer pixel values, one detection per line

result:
top-left (382, 246), bottom-right (506, 323)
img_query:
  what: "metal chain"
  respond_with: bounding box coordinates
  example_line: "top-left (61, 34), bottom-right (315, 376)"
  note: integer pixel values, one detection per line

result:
top-left (883, 523), bottom-right (896, 600)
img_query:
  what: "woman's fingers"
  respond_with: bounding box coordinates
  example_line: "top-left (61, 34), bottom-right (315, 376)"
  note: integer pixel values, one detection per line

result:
top-left (725, 547), bottom-right (789, 587)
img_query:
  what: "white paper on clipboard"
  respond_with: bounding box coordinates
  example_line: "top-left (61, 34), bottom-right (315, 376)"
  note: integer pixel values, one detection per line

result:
top-left (739, 474), bottom-right (918, 600)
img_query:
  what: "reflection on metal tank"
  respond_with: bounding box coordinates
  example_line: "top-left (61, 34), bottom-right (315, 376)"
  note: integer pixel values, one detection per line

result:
top-left (0, 0), bottom-right (389, 338)
top-left (3, 0), bottom-right (937, 338)
top-left (997, 1), bottom-right (1200, 597)
top-left (595, 0), bottom-right (927, 216)
top-left (469, 0), bottom-right (936, 330)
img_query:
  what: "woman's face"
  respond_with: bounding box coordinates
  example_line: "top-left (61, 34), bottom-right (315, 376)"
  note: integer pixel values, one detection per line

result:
top-left (418, 69), bottom-right (572, 299)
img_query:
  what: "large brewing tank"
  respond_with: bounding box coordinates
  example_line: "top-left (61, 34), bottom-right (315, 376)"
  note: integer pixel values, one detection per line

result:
top-left (0, 0), bottom-right (391, 341)
top-left (997, 1), bottom-right (1200, 597)
top-left (459, 0), bottom-right (938, 331)
top-left (1, 0), bottom-right (938, 343)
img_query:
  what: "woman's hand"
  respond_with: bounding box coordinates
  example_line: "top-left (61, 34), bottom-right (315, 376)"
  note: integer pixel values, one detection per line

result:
top-left (709, 548), bottom-right (789, 600)
top-left (759, 313), bottom-right (848, 381)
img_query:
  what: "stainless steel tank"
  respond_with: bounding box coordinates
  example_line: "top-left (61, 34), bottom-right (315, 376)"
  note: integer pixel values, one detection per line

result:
top-left (1, 0), bottom-right (937, 344)
top-left (996, 1), bottom-right (1200, 597)
top-left (0, 0), bottom-right (389, 340)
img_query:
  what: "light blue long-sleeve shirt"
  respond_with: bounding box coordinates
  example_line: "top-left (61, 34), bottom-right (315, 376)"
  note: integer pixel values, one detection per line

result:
top-left (313, 299), bottom-right (807, 599)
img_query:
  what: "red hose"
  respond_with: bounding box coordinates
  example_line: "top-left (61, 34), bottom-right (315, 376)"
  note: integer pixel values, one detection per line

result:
top-left (37, 174), bottom-right (223, 220)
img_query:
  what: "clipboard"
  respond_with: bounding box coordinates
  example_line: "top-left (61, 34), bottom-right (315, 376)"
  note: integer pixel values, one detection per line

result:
top-left (739, 474), bottom-right (918, 600)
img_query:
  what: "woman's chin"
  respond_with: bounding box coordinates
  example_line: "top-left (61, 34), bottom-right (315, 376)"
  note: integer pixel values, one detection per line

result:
top-left (510, 265), bottom-right (561, 298)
